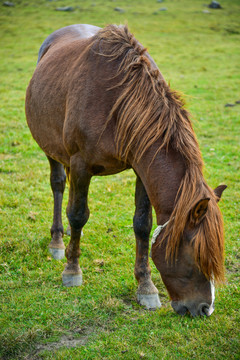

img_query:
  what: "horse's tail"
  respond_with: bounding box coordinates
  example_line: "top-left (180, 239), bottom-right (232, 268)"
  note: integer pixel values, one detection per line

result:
top-left (37, 31), bottom-right (58, 64)
top-left (37, 42), bottom-right (51, 64)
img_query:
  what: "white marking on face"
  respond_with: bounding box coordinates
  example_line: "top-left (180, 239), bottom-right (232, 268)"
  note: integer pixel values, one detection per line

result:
top-left (208, 280), bottom-right (215, 315)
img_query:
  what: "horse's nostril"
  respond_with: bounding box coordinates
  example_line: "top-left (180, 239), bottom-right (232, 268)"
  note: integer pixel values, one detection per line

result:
top-left (198, 303), bottom-right (210, 316)
top-left (171, 301), bottom-right (188, 316)
top-left (177, 306), bottom-right (188, 316)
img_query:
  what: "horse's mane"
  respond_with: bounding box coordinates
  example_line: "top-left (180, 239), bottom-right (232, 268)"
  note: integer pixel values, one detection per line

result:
top-left (92, 25), bottom-right (224, 282)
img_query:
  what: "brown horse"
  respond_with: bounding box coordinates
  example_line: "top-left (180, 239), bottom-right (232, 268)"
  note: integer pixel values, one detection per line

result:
top-left (25, 24), bottom-right (227, 316)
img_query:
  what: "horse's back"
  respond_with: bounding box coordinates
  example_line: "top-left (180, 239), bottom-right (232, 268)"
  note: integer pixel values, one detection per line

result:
top-left (37, 24), bottom-right (100, 63)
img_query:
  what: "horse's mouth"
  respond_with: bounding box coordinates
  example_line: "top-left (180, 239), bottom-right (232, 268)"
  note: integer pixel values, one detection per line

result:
top-left (171, 300), bottom-right (214, 317)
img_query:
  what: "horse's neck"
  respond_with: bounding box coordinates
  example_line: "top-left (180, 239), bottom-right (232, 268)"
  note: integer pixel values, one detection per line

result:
top-left (132, 147), bottom-right (186, 222)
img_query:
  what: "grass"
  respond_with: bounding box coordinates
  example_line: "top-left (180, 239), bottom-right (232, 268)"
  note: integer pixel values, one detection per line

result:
top-left (0, 0), bottom-right (239, 359)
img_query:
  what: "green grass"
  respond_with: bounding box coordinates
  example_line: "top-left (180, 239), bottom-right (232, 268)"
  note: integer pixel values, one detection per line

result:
top-left (0, 0), bottom-right (239, 359)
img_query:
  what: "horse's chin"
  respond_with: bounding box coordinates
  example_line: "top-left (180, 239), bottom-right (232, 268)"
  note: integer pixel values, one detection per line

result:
top-left (171, 300), bottom-right (214, 317)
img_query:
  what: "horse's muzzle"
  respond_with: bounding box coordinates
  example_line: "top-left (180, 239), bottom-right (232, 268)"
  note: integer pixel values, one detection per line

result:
top-left (171, 300), bottom-right (214, 317)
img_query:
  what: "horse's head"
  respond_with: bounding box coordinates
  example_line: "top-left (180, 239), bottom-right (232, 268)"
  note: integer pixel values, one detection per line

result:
top-left (151, 185), bottom-right (227, 317)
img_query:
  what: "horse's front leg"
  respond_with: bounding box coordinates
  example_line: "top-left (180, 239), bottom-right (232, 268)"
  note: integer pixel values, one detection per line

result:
top-left (62, 155), bottom-right (91, 287)
top-left (133, 176), bottom-right (161, 309)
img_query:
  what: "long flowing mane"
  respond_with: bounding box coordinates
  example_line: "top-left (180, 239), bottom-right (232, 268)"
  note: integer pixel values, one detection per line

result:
top-left (91, 25), bottom-right (224, 282)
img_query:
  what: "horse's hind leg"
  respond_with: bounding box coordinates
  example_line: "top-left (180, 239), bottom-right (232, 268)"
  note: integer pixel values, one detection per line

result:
top-left (62, 155), bottom-right (91, 287)
top-left (133, 176), bottom-right (161, 310)
top-left (47, 156), bottom-right (66, 260)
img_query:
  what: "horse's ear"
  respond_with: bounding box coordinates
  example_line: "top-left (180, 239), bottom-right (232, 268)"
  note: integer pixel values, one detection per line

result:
top-left (214, 185), bottom-right (227, 202)
top-left (190, 198), bottom-right (210, 226)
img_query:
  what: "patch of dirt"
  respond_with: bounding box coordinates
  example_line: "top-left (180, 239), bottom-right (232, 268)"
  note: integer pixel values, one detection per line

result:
top-left (25, 327), bottom-right (93, 359)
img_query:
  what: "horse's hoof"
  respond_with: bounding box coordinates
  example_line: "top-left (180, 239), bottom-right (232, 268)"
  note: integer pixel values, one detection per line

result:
top-left (49, 247), bottom-right (65, 260)
top-left (62, 272), bottom-right (83, 287)
top-left (137, 293), bottom-right (161, 310)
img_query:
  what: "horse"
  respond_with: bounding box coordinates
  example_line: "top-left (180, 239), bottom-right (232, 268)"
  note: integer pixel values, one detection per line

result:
top-left (25, 24), bottom-right (227, 317)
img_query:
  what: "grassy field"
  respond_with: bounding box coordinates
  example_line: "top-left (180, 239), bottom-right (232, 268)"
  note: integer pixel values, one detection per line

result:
top-left (0, 0), bottom-right (239, 359)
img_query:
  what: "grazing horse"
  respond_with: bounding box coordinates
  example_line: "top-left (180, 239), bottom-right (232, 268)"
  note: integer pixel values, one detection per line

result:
top-left (25, 24), bottom-right (226, 316)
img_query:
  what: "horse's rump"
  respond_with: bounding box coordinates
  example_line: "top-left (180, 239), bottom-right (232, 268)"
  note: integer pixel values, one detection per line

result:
top-left (37, 24), bottom-right (100, 63)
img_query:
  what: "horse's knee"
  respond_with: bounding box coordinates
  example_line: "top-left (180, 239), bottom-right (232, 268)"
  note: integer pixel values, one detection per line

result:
top-left (50, 172), bottom-right (66, 193)
top-left (67, 207), bottom-right (89, 231)
top-left (133, 213), bottom-right (152, 239)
